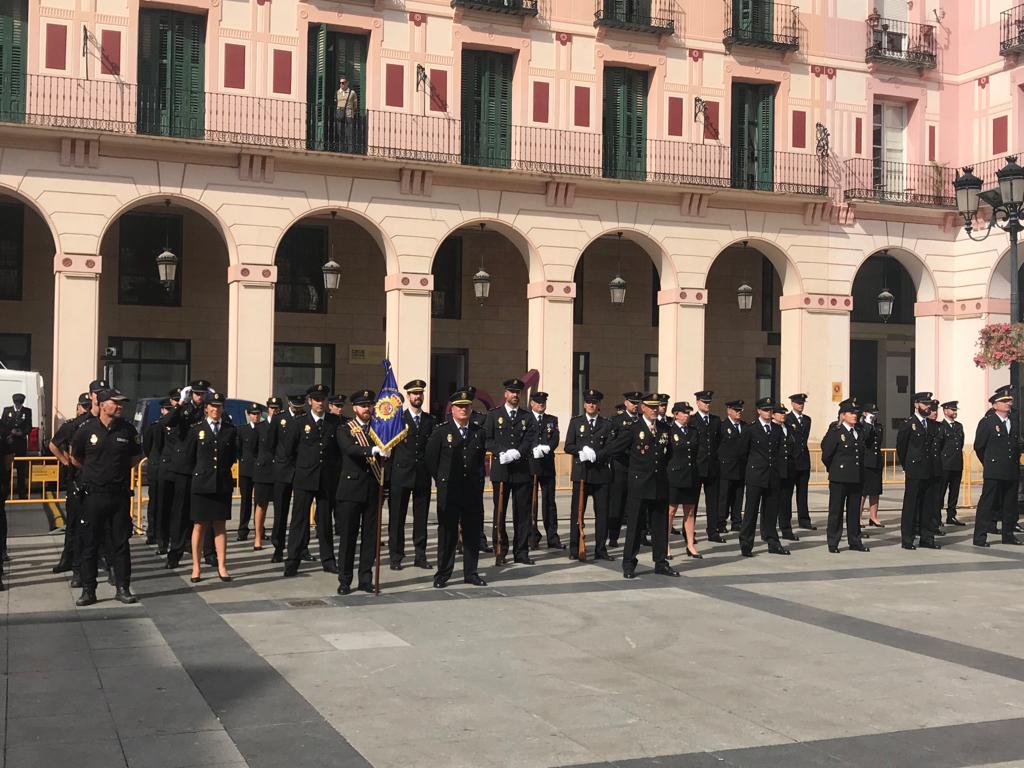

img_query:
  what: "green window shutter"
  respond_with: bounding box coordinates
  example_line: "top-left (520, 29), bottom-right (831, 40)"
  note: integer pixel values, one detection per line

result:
top-left (603, 67), bottom-right (646, 180)
top-left (0, 0), bottom-right (27, 123)
top-left (730, 82), bottom-right (752, 188)
top-left (460, 50), bottom-right (511, 169)
top-left (460, 50), bottom-right (482, 165)
top-left (755, 84), bottom-right (774, 190)
top-left (181, 14), bottom-right (205, 139)
top-left (138, 10), bottom-right (203, 138)
top-left (602, 67), bottom-right (624, 178)
top-left (624, 68), bottom-right (647, 181)
top-left (137, 10), bottom-right (170, 135)
top-left (306, 24), bottom-right (327, 150)
top-left (735, 0), bottom-right (752, 34)
top-left (489, 52), bottom-right (512, 168)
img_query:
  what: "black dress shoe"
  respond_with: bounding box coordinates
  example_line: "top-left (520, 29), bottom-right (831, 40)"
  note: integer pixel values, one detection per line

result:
top-left (608, 539), bottom-right (619, 548)
top-left (947, 517), bottom-right (966, 527)
top-left (414, 558), bottom-right (432, 569)
top-left (548, 540), bottom-right (566, 550)
top-left (464, 574), bottom-right (487, 586)
top-left (799, 523), bottom-right (818, 531)
top-left (919, 541), bottom-right (942, 549)
top-left (164, 555), bottom-right (181, 569)
top-left (935, 528), bottom-right (946, 536)
top-left (781, 533), bottom-right (799, 541)
top-left (768, 545), bottom-right (791, 555)
top-left (568, 552), bottom-right (579, 561)
top-left (282, 563), bottom-right (299, 577)
top-left (270, 549), bottom-right (284, 563)
top-left (654, 564), bottom-right (680, 577)
top-left (1002, 536), bottom-right (1023, 545)
top-left (389, 563), bottom-right (403, 571)
top-left (236, 530), bottom-right (249, 542)
top-left (514, 557), bottom-right (536, 565)
top-left (902, 543), bottom-right (917, 550)
top-left (52, 559), bottom-right (72, 574)
top-left (156, 545), bottom-right (168, 556)
top-left (70, 573), bottom-right (82, 588)
top-left (707, 533), bottom-right (727, 544)
top-left (480, 544), bottom-right (494, 553)
top-left (974, 541), bottom-right (992, 548)
top-left (115, 586), bottom-right (139, 604)
top-left (357, 583), bottom-right (374, 593)
top-left (623, 570), bottom-right (636, 579)
top-left (300, 549), bottom-right (315, 561)
top-left (337, 584), bottom-right (352, 595)
top-left (849, 543), bottom-right (870, 552)
top-left (218, 574), bottom-right (233, 583)
top-left (597, 552), bottom-right (616, 561)
top-left (828, 546), bottom-right (840, 553)
top-left (868, 520), bottom-right (884, 528)
top-left (190, 575), bottom-right (201, 584)
top-left (322, 561), bottom-right (339, 574)
top-left (76, 589), bottom-right (97, 607)
top-left (432, 576), bottom-right (447, 589)
top-left (740, 548), bottom-right (754, 557)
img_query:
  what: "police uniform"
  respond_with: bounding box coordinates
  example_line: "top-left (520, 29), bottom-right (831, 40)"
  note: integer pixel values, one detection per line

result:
top-left (896, 392), bottom-right (940, 549)
top-left (688, 391), bottom-right (723, 541)
top-left (820, 399), bottom-right (868, 553)
top-left (483, 378), bottom-right (533, 564)
top-left (564, 389), bottom-right (613, 561)
top-left (235, 401), bottom-right (264, 540)
top-left (142, 399), bottom-right (169, 545)
top-left (388, 380), bottom-right (436, 570)
top-left (1, 393), bottom-right (32, 498)
top-left (773, 403), bottom-right (799, 540)
top-left (925, 401), bottom-right (945, 535)
top-left (69, 389), bottom-right (142, 605)
top-left (939, 401), bottom-right (965, 526)
top-left (269, 395), bottom-right (306, 562)
top-left (784, 394), bottom-right (815, 529)
top-left (738, 398), bottom-right (786, 556)
top-left (525, 391), bottom-right (563, 550)
top-left (860, 405), bottom-right (884, 500)
top-left (606, 392), bottom-right (642, 547)
top-left (973, 386), bottom-right (1021, 546)
top-left (335, 389), bottom-right (381, 594)
top-left (667, 402), bottom-right (699, 508)
top-left (284, 385), bottom-right (341, 576)
top-left (252, 397), bottom-right (282, 540)
top-left (185, 393), bottom-right (238, 524)
top-left (50, 389), bottom-right (97, 577)
top-left (718, 401), bottom-right (747, 532)
top-left (155, 387), bottom-right (182, 556)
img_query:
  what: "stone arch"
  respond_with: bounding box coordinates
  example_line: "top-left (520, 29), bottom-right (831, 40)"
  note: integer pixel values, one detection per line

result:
top-left (429, 217), bottom-right (541, 283)
top-left (851, 245), bottom-right (937, 302)
top-left (0, 181), bottom-right (60, 254)
top-left (987, 245), bottom-right (1018, 301)
top-left (707, 236), bottom-right (803, 295)
top-left (272, 205), bottom-right (399, 276)
top-left (573, 227), bottom-right (678, 289)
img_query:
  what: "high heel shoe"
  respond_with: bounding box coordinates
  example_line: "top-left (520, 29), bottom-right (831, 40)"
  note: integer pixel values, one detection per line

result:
top-left (868, 519), bottom-right (884, 528)
top-left (686, 548), bottom-right (704, 559)
top-left (190, 574), bottom-right (201, 584)
top-left (218, 573), bottom-right (233, 583)
top-left (252, 544), bottom-right (263, 551)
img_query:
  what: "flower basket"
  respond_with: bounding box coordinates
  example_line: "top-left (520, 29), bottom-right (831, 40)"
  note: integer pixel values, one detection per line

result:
top-left (973, 323), bottom-right (1024, 369)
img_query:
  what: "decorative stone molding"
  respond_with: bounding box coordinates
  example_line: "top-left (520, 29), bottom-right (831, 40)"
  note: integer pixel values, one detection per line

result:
top-left (239, 153), bottom-right (275, 183)
top-left (54, 254), bottom-right (101, 274)
top-left (657, 288), bottom-right (707, 306)
top-left (679, 192), bottom-right (710, 218)
top-left (400, 168), bottom-right (433, 196)
top-left (545, 181), bottom-right (575, 208)
top-left (914, 298), bottom-right (1010, 318)
top-left (804, 201), bottom-right (833, 226)
top-left (228, 264), bottom-right (277, 284)
top-left (385, 273), bottom-right (433, 293)
top-left (59, 137), bottom-right (99, 169)
top-left (779, 293), bottom-right (853, 313)
top-left (527, 281), bottom-right (575, 300)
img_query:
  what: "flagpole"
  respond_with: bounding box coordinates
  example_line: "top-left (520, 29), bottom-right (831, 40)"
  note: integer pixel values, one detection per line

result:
top-left (374, 466), bottom-right (385, 597)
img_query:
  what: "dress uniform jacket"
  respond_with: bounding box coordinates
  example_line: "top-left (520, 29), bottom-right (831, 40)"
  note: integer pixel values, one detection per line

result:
top-left (784, 412), bottom-right (811, 471)
top-left (426, 419), bottom-right (487, 509)
top-left (157, 411), bottom-right (180, 476)
top-left (896, 415), bottom-right (932, 480)
top-left (610, 418), bottom-right (673, 500)
top-left (287, 413), bottom-right (342, 493)
top-left (820, 423), bottom-right (863, 483)
top-left (271, 410), bottom-right (300, 485)
top-left (667, 422), bottom-right (699, 489)
top-left (525, 413), bottom-right (560, 478)
top-left (927, 419), bottom-right (944, 478)
top-left (564, 414), bottom-right (613, 485)
top-left (688, 411), bottom-right (721, 478)
top-left (863, 421), bottom-right (884, 470)
top-left (186, 420), bottom-right (238, 497)
top-left (254, 420), bottom-right (275, 481)
top-left (165, 403), bottom-right (203, 476)
top-left (974, 412), bottom-right (1021, 481)
top-left (718, 420), bottom-right (748, 481)
top-left (143, 420), bottom-right (164, 471)
top-left (0, 405), bottom-right (31, 453)
top-left (941, 420), bottom-right (965, 471)
top-left (390, 410), bottom-right (436, 491)
top-left (776, 425), bottom-right (795, 481)
top-left (335, 420), bottom-right (378, 504)
top-left (744, 421), bottom-right (777, 489)
top-left (237, 421), bottom-right (260, 479)
top-left (483, 406), bottom-right (532, 484)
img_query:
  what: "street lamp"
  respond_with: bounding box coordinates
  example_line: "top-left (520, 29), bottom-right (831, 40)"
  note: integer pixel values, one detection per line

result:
top-left (156, 198), bottom-right (177, 287)
top-left (737, 282), bottom-right (753, 311)
top-left (322, 259), bottom-right (342, 291)
top-left (609, 231), bottom-right (626, 305)
top-left (953, 155), bottom-right (1024, 432)
top-left (877, 289), bottom-right (894, 322)
top-left (473, 266), bottom-right (491, 301)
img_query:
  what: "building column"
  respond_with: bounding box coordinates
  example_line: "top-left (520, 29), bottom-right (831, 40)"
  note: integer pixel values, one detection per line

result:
top-left (227, 264), bottom-right (276, 400)
top-left (657, 288), bottom-right (707, 400)
top-left (527, 281), bottom-right (574, 420)
top-left (52, 254), bottom-right (101, 425)
top-left (385, 273), bottom-right (433, 400)
top-left (779, 293), bottom-right (852, 442)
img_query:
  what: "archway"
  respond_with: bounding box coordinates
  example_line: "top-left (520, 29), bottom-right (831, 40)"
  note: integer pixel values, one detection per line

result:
top-left (273, 212), bottom-right (387, 402)
top-left (98, 199), bottom-right (230, 401)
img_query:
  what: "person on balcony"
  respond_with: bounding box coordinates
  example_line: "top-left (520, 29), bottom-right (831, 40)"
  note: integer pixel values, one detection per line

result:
top-left (335, 76), bottom-right (359, 153)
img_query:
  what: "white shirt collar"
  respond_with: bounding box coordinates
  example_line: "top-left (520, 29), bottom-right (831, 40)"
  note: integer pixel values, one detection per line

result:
top-left (311, 412), bottom-right (323, 423)
top-left (643, 417), bottom-right (656, 431)
top-left (506, 405), bottom-right (516, 418)
top-left (758, 418), bottom-right (771, 428)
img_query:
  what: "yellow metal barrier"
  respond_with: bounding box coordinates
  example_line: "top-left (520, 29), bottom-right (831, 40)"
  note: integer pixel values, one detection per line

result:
top-left (5, 456), bottom-right (65, 505)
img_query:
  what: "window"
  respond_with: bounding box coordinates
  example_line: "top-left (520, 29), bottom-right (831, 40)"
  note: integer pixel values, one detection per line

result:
top-left (603, 67), bottom-right (648, 180)
top-left (0, 0), bottom-right (27, 124)
top-left (761, 256), bottom-right (776, 333)
top-left (755, 357), bottom-right (776, 402)
top-left (118, 212), bottom-right (183, 307)
top-left (0, 333), bottom-right (30, 371)
top-left (872, 102), bottom-right (906, 195)
top-left (643, 353), bottom-right (658, 393)
top-left (274, 342), bottom-right (336, 396)
top-left (461, 49), bottom-right (513, 168)
top-left (107, 337), bottom-right (190, 402)
top-left (137, 9), bottom-right (206, 139)
top-left (572, 351), bottom-right (590, 416)
top-left (573, 260), bottom-right (584, 324)
top-left (731, 82), bottom-right (775, 191)
top-left (0, 204), bottom-right (23, 300)
top-left (275, 225), bottom-right (327, 313)
top-left (432, 237), bottom-right (462, 320)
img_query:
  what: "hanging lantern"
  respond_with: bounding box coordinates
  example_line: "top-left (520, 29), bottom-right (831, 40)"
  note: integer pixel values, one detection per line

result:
top-left (473, 267), bottom-right (491, 300)
top-left (737, 282), bottom-right (753, 311)
top-left (609, 275), bottom-right (627, 305)
top-left (877, 289), bottom-right (894, 322)
top-left (322, 259), bottom-right (342, 291)
top-left (156, 248), bottom-right (178, 285)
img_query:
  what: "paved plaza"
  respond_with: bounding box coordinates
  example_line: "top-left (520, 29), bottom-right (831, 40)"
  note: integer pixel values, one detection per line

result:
top-left (3, 489), bottom-right (1024, 768)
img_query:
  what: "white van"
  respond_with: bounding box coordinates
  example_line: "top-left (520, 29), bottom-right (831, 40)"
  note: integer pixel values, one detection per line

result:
top-left (0, 369), bottom-right (47, 454)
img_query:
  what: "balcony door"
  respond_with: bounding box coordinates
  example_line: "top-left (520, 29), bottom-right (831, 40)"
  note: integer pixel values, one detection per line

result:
top-left (872, 102), bottom-right (905, 198)
top-left (307, 25), bottom-right (367, 153)
top-left (734, 0), bottom-right (773, 41)
top-left (730, 82), bottom-right (774, 191)
top-left (137, 10), bottom-right (206, 139)
top-left (603, 66), bottom-right (647, 180)
top-left (460, 50), bottom-right (512, 169)
top-left (0, 0), bottom-right (26, 123)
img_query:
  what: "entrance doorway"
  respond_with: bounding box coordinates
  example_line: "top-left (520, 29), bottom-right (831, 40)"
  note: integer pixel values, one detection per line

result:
top-left (430, 348), bottom-right (467, 417)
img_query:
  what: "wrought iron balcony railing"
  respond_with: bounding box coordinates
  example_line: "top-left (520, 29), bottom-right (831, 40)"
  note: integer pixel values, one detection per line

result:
top-left (594, 1), bottom-right (674, 34)
top-left (451, 0), bottom-right (538, 17)
top-left (723, 1), bottom-right (800, 51)
top-left (1000, 5), bottom-right (1024, 56)
top-left (865, 15), bottom-right (937, 68)
top-left (0, 74), bottom-right (834, 197)
top-left (842, 158), bottom-right (955, 208)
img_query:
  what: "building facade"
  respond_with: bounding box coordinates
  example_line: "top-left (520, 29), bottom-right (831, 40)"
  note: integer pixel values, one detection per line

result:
top-left (0, 0), bottom-right (1019, 444)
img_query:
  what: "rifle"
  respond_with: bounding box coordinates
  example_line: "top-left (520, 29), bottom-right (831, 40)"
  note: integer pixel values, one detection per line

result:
top-left (373, 479), bottom-right (385, 596)
top-left (576, 479), bottom-right (586, 561)
top-left (495, 480), bottom-right (506, 566)
top-left (530, 475), bottom-right (539, 548)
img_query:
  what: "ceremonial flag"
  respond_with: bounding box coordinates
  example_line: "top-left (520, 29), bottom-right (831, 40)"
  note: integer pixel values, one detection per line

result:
top-left (369, 359), bottom-right (408, 453)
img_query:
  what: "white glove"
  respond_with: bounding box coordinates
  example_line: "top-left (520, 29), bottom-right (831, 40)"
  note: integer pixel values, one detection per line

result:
top-left (507, 449), bottom-right (521, 462)
top-left (539, 445), bottom-right (551, 456)
top-left (532, 446), bottom-right (544, 459)
top-left (371, 446), bottom-right (389, 458)
top-left (499, 450), bottom-right (513, 465)
top-left (581, 445), bottom-right (597, 463)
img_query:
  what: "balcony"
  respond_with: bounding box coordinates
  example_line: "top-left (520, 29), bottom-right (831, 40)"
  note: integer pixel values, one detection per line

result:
top-left (1000, 5), bottom-right (1024, 56)
top-left (594, 1), bottom-right (674, 35)
top-left (843, 158), bottom-right (955, 208)
top-left (451, 0), bottom-right (538, 17)
top-left (723, 1), bottom-right (800, 52)
top-left (865, 15), bottom-right (937, 69)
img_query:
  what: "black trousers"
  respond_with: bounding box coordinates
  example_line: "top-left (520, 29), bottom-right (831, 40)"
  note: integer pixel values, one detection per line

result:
top-left (237, 475), bottom-right (254, 535)
top-left (491, 480), bottom-right (531, 560)
top-left (388, 483), bottom-right (430, 565)
top-left (901, 477), bottom-right (936, 546)
top-left (165, 472), bottom-right (192, 558)
top-left (145, 472), bottom-right (160, 543)
top-left (776, 476), bottom-right (796, 534)
top-left (271, 481), bottom-right (293, 553)
top-left (607, 465), bottom-right (628, 543)
top-left (622, 495), bottom-right (668, 574)
top-left (287, 487), bottom-right (336, 567)
top-left (792, 468), bottom-right (812, 526)
top-left (79, 490), bottom-right (132, 590)
top-left (437, 500), bottom-right (481, 582)
top-left (739, 482), bottom-right (779, 552)
top-left (59, 492), bottom-right (80, 567)
top-left (974, 477), bottom-right (1017, 544)
top-left (695, 473), bottom-right (719, 537)
top-left (529, 475), bottom-right (560, 545)
top-left (941, 470), bottom-right (962, 520)
top-left (719, 478), bottom-right (745, 529)
top-left (827, 481), bottom-right (864, 549)
top-left (568, 480), bottom-right (609, 558)
top-left (336, 497), bottom-right (378, 589)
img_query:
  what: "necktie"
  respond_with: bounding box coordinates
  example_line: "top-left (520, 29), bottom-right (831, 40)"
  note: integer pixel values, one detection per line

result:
top-left (212, 422), bottom-right (219, 435)
top-left (589, 418), bottom-right (595, 429)
top-left (459, 426), bottom-right (467, 440)
top-left (414, 414), bottom-right (420, 428)
top-left (1005, 419), bottom-right (1011, 434)
top-left (764, 424), bottom-right (770, 435)
top-left (736, 423), bottom-right (741, 434)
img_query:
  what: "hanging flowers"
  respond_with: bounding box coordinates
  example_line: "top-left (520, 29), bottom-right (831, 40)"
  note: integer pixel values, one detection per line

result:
top-left (973, 323), bottom-right (1024, 369)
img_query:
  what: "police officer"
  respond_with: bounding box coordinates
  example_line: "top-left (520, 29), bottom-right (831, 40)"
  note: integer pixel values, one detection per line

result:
top-left (609, 393), bottom-right (677, 578)
top-left (718, 400), bottom-right (747, 534)
top-left (69, 389), bottom-right (143, 605)
top-left (335, 389), bottom-right (385, 594)
top-left (163, 382), bottom-right (210, 569)
top-left (251, 396), bottom-right (281, 551)
top-left (738, 397), bottom-right (788, 557)
top-left (667, 401), bottom-right (701, 558)
top-left (973, 386), bottom-right (1021, 547)
top-left (484, 378), bottom-right (533, 565)
top-left (607, 392), bottom-right (641, 548)
top-left (939, 401), bottom-right (966, 526)
top-left (426, 389), bottom-right (487, 588)
top-left (689, 391), bottom-right (723, 543)
top-left (328, 394), bottom-right (348, 420)
top-left (784, 393), bottom-right (815, 530)
top-left (284, 384), bottom-right (340, 576)
top-left (269, 394), bottom-right (306, 563)
top-left (860, 403), bottom-right (885, 528)
top-left (773, 401), bottom-right (799, 542)
top-left (564, 389), bottom-right (613, 561)
top-left (235, 402), bottom-right (264, 542)
top-left (156, 387), bottom-right (181, 557)
top-left (525, 391), bottom-right (563, 550)
top-left (1, 392), bottom-right (32, 499)
top-left (388, 379), bottom-right (435, 570)
top-left (926, 399), bottom-right (946, 536)
top-left (821, 399), bottom-right (869, 554)
top-left (143, 398), bottom-right (170, 546)
top-left (48, 390), bottom-right (95, 579)
top-left (896, 392), bottom-right (940, 550)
